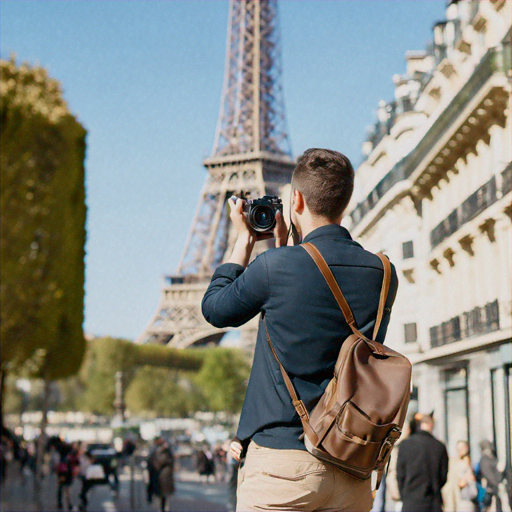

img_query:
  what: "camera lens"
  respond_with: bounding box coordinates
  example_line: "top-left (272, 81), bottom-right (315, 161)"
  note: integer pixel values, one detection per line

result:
top-left (250, 205), bottom-right (275, 232)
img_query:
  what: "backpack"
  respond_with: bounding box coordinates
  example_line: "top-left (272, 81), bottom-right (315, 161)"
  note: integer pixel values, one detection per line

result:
top-left (264, 242), bottom-right (412, 491)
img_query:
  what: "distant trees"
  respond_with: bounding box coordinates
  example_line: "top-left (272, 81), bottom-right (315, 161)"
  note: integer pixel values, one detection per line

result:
top-left (0, 57), bottom-right (87, 427)
top-left (77, 339), bottom-right (249, 417)
top-left (126, 367), bottom-right (205, 418)
top-left (125, 347), bottom-right (251, 417)
top-left (2, 337), bottom-right (251, 418)
top-left (194, 348), bottom-right (250, 414)
top-left (77, 337), bottom-right (204, 415)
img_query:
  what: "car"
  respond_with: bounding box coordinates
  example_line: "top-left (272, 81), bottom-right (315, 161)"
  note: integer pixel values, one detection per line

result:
top-left (86, 443), bottom-right (119, 489)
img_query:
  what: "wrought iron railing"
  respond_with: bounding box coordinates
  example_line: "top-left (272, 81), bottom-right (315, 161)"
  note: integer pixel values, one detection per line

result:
top-left (430, 176), bottom-right (497, 248)
top-left (502, 162), bottom-right (512, 195)
top-left (430, 299), bottom-right (500, 348)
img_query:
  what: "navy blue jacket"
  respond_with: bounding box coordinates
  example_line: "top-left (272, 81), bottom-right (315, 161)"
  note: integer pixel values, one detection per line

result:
top-left (201, 224), bottom-right (398, 451)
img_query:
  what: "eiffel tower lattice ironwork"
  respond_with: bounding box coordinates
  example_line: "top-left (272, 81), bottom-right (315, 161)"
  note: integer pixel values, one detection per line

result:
top-left (138, 0), bottom-right (295, 349)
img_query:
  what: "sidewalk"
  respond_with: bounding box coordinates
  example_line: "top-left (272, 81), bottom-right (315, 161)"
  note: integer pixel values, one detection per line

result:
top-left (0, 462), bottom-right (229, 512)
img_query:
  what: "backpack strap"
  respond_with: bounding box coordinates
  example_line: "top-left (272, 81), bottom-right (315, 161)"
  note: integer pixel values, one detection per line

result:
top-left (373, 253), bottom-right (392, 340)
top-left (302, 242), bottom-right (389, 356)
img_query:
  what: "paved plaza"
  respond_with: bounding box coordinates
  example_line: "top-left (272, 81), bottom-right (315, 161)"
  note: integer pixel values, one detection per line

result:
top-left (0, 463), bottom-right (231, 512)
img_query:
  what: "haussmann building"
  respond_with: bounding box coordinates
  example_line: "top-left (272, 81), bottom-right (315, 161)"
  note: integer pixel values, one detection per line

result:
top-left (345, 0), bottom-right (511, 478)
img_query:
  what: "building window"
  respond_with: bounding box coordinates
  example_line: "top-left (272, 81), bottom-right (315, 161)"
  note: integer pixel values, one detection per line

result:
top-left (444, 366), bottom-right (470, 457)
top-left (402, 241), bottom-right (414, 259)
top-left (404, 323), bottom-right (418, 343)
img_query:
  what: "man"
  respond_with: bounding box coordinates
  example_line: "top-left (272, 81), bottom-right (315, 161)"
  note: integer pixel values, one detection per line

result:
top-left (202, 148), bottom-right (398, 512)
top-left (478, 439), bottom-right (503, 512)
top-left (396, 413), bottom-right (449, 512)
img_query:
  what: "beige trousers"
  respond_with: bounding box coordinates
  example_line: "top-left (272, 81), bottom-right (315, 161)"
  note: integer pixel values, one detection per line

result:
top-left (236, 442), bottom-right (373, 512)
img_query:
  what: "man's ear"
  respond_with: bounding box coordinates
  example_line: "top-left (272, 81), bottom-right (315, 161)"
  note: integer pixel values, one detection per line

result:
top-left (293, 189), bottom-right (305, 214)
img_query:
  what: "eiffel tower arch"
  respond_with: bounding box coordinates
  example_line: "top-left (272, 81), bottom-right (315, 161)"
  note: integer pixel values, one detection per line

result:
top-left (137, 0), bottom-right (295, 349)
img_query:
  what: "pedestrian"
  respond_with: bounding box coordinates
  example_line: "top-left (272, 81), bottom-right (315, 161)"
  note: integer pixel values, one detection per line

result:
top-left (476, 440), bottom-right (503, 512)
top-left (152, 439), bottom-right (175, 512)
top-left (213, 444), bottom-right (227, 482)
top-left (226, 443), bottom-right (239, 512)
top-left (147, 438), bottom-right (159, 504)
top-left (0, 433), bottom-right (10, 485)
top-left (197, 445), bottom-right (215, 483)
top-left (202, 148), bottom-right (400, 511)
top-left (18, 441), bottom-right (31, 484)
top-left (396, 413), bottom-right (449, 512)
top-left (444, 440), bottom-right (479, 512)
top-left (56, 451), bottom-right (74, 510)
top-left (385, 414), bottom-right (417, 512)
top-left (78, 452), bottom-right (105, 511)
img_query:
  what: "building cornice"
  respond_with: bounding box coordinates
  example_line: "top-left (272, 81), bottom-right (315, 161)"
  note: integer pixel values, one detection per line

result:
top-left (409, 328), bottom-right (512, 365)
top-left (350, 45), bottom-right (510, 234)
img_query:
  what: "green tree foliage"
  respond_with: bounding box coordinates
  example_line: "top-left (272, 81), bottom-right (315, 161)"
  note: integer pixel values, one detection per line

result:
top-left (137, 343), bottom-right (204, 371)
top-left (76, 337), bottom-right (204, 415)
top-left (194, 348), bottom-right (250, 414)
top-left (2, 337), bottom-right (249, 417)
top-left (0, 57), bottom-right (87, 381)
top-left (78, 338), bottom-right (137, 415)
top-left (125, 366), bottom-right (205, 418)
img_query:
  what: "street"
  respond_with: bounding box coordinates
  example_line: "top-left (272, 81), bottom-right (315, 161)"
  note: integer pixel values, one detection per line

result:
top-left (0, 463), bottom-right (231, 512)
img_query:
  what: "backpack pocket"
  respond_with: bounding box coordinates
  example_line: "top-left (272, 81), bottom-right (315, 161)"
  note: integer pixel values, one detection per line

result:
top-left (320, 400), bottom-right (396, 472)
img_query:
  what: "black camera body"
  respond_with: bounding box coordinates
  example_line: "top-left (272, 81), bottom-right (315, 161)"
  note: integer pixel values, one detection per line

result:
top-left (242, 195), bottom-right (283, 233)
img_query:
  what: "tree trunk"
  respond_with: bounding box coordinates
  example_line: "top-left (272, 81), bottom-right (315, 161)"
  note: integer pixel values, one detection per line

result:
top-left (34, 376), bottom-right (51, 511)
top-left (0, 368), bottom-right (6, 433)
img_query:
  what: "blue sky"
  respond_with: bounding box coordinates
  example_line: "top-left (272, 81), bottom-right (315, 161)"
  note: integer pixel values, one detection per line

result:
top-left (1, 0), bottom-right (447, 340)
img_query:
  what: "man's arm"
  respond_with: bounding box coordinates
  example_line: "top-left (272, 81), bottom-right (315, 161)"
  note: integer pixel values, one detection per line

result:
top-left (202, 254), bottom-right (269, 328)
top-left (202, 196), bottom-right (288, 328)
top-left (439, 444), bottom-right (449, 488)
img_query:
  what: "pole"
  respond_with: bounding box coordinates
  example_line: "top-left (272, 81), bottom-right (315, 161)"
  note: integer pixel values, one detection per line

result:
top-left (114, 370), bottom-right (125, 423)
top-left (130, 454), bottom-right (135, 510)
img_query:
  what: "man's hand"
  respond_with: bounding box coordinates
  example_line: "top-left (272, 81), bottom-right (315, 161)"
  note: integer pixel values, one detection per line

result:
top-left (273, 210), bottom-right (289, 248)
top-left (229, 440), bottom-right (243, 462)
top-left (228, 197), bottom-right (255, 241)
top-left (226, 196), bottom-right (291, 267)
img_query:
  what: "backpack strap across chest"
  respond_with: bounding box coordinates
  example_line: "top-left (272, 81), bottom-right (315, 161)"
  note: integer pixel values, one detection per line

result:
top-left (263, 241), bottom-right (392, 445)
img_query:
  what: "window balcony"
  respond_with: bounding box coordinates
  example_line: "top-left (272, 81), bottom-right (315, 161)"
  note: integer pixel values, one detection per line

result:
top-left (429, 299), bottom-right (500, 348)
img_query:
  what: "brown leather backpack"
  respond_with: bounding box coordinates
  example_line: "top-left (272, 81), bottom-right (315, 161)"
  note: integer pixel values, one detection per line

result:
top-left (264, 242), bottom-right (412, 490)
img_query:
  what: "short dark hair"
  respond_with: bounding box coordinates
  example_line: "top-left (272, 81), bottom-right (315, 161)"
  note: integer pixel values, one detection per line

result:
top-left (292, 148), bottom-right (354, 221)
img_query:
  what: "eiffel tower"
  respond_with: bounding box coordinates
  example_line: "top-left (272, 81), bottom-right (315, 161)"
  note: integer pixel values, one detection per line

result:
top-left (137, 0), bottom-right (295, 349)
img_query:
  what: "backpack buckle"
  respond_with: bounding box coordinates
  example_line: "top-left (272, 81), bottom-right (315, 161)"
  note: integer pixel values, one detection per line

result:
top-left (376, 427), bottom-right (402, 468)
top-left (293, 400), bottom-right (309, 420)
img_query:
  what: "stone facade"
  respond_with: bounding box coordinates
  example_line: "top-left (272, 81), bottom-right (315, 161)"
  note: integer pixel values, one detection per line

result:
top-left (345, 0), bottom-right (512, 475)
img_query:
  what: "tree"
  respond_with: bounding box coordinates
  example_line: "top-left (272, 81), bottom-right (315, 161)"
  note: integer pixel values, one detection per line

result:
top-left (0, 57), bottom-right (87, 410)
top-left (77, 337), bottom-right (204, 415)
top-left (193, 348), bottom-right (250, 413)
top-left (126, 366), bottom-right (205, 418)
top-left (1, 58), bottom-right (87, 496)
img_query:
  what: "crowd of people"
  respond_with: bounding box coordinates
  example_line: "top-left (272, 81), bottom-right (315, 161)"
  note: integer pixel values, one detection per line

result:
top-left (144, 437), bottom-right (235, 511)
top-left (374, 413), bottom-right (512, 512)
top-left (3, 419), bottom-right (511, 512)
top-left (0, 429), bottom-right (133, 511)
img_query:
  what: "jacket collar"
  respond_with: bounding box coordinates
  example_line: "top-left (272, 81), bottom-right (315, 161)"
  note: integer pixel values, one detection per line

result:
top-left (302, 224), bottom-right (353, 244)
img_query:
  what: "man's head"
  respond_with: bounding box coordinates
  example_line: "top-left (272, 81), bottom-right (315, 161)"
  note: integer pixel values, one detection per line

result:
top-left (457, 440), bottom-right (470, 458)
top-left (415, 412), bottom-right (434, 433)
top-left (291, 148), bottom-right (354, 235)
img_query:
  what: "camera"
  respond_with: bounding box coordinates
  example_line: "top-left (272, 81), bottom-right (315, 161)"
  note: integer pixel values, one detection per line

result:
top-left (242, 195), bottom-right (283, 233)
